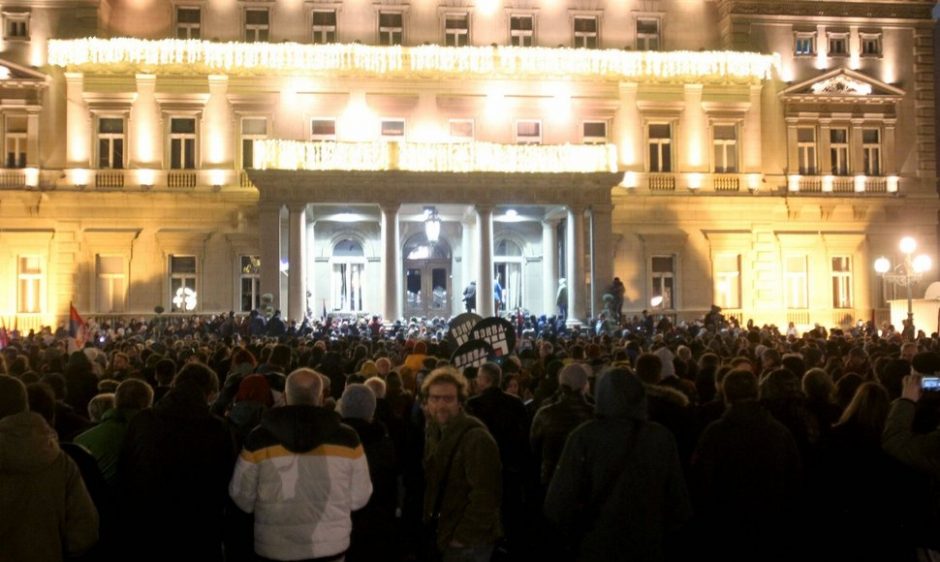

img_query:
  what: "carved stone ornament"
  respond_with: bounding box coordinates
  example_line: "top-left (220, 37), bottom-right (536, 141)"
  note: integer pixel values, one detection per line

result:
top-left (810, 75), bottom-right (872, 96)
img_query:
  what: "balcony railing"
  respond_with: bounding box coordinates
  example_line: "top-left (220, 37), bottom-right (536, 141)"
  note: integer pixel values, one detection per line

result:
top-left (167, 171), bottom-right (197, 188)
top-left (712, 174), bottom-right (740, 192)
top-left (95, 170), bottom-right (125, 189)
top-left (648, 174), bottom-right (676, 191)
top-left (791, 175), bottom-right (897, 194)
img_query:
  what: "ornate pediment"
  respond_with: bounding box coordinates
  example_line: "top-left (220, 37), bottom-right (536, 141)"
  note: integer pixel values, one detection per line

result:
top-left (0, 58), bottom-right (49, 89)
top-left (781, 68), bottom-right (904, 102)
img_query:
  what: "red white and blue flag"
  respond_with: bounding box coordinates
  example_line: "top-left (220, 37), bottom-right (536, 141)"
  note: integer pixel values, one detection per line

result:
top-left (69, 303), bottom-right (86, 349)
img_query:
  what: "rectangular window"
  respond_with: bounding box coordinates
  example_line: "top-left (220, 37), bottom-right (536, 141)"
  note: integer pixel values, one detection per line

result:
top-left (574, 16), bottom-right (598, 49)
top-left (245, 8), bottom-right (270, 42)
top-left (4, 13), bottom-right (28, 39)
top-left (829, 128), bottom-right (849, 176)
top-left (97, 117), bottom-right (125, 169)
top-left (170, 255), bottom-right (197, 312)
top-left (582, 121), bottom-right (607, 144)
top-left (651, 255), bottom-right (675, 310)
top-left (240, 255), bottom-right (261, 312)
top-left (449, 119), bottom-right (474, 141)
top-left (381, 119), bottom-right (405, 138)
top-left (96, 255), bottom-right (126, 313)
top-left (861, 33), bottom-right (881, 56)
top-left (713, 124), bottom-right (737, 173)
top-left (17, 256), bottom-right (42, 313)
top-left (516, 120), bottom-right (541, 144)
top-left (828, 33), bottom-right (848, 56)
top-left (636, 18), bottom-right (659, 50)
top-left (176, 7), bottom-right (201, 39)
top-left (510, 15), bottom-right (534, 46)
top-left (312, 10), bottom-right (337, 44)
top-left (863, 128), bottom-right (881, 176)
top-left (445, 14), bottom-right (469, 47)
top-left (311, 118), bottom-right (336, 140)
top-left (785, 255), bottom-right (808, 309)
top-left (648, 123), bottom-right (672, 172)
top-left (714, 254), bottom-right (741, 310)
top-left (4, 115), bottom-right (26, 169)
top-left (241, 117), bottom-right (267, 169)
top-left (169, 117), bottom-right (196, 169)
top-left (794, 33), bottom-right (815, 56)
top-left (378, 11), bottom-right (403, 45)
top-left (832, 256), bottom-right (852, 309)
top-left (797, 127), bottom-right (816, 175)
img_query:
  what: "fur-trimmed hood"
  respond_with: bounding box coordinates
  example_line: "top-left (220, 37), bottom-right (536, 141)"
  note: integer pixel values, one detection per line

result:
top-left (645, 383), bottom-right (689, 408)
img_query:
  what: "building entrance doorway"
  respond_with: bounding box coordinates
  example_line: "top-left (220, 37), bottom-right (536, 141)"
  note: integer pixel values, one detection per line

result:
top-left (403, 234), bottom-right (451, 319)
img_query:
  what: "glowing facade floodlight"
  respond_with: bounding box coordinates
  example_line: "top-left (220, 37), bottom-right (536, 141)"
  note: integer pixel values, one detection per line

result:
top-left (650, 295), bottom-right (664, 307)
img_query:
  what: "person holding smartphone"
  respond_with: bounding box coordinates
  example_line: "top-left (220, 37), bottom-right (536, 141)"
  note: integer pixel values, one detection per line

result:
top-left (882, 353), bottom-right (940, 558)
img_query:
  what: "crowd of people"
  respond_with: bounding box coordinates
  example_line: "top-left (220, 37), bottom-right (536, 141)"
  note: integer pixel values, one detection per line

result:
top-left (1, 309), bottom-right (939, 562)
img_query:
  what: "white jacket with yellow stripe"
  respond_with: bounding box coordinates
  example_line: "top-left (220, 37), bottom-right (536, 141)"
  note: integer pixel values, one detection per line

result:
top-left (229, 405), bottom-right (373, 560)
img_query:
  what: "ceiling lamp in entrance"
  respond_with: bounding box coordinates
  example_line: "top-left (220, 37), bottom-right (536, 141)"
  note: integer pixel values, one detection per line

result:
top-left (424, 206), bottom-right (441, 244)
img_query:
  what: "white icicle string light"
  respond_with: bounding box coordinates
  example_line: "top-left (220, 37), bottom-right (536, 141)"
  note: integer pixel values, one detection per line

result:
top-left (48, 38), bottom-right (779, 82)
top-left (253, 139), bottom-right (618, 173)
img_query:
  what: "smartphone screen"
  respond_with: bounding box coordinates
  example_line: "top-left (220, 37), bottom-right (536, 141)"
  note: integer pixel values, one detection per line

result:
top-left (922, 376), bottom-right (940, 391)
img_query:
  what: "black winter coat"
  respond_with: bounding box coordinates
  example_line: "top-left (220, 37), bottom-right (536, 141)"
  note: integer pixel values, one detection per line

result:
top-left (530, 389), bottom-right (593, 485)
top-left (117, 386), bottom-right (235, 562)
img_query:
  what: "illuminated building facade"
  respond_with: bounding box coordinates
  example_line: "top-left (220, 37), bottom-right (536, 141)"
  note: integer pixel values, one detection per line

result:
top-left (0, 0), bottom-right (936, 330)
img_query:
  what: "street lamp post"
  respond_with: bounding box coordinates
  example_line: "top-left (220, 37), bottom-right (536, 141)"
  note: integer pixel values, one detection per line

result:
top-left (874, 236), bottom-right (932, 338)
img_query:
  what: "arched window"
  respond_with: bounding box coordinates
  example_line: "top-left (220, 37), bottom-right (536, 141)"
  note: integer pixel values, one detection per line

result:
top-left (331, 239), bottom-right (365, 312)
top-left (494, 239), bottom-right (524, 312)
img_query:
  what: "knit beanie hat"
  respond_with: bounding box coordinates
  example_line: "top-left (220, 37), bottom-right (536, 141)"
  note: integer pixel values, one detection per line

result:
top-left (339, 383), bottom-right (376, 421)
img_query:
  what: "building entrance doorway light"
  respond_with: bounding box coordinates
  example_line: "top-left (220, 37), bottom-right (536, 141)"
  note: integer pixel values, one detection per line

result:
top-left (404, 233), bottom-right (451, 319)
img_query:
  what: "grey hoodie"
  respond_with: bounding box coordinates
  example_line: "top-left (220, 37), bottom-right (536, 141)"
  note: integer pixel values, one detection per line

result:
top-left (0, 411), bottom-right (99, 562)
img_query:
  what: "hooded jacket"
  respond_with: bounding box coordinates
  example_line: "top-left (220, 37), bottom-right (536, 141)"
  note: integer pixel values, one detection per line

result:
top-left (544, 369), bottom-right (691, 562)
top-left (229, 405), bottom-right (372, 560)
top-left (0, 412), bottom-right (99, 562)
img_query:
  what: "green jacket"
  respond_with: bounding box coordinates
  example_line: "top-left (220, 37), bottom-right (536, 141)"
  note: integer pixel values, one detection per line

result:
top-left (74, 408), bottom-right (137, 485)
top-left (423, 410), bottom-right (502, 551)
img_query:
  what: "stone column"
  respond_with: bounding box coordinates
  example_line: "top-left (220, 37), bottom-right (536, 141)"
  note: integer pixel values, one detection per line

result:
top-left (287, 203), bottom-right (307, 322)
top-left (542, 219), bottom-right (559, 315)
top-left (65, 72), bottom-right (89, 167)
top-left (615, 82), bottom-right (641, 170)
top-left (591, 204), bottom-right (614, 317)
top-left (743, 84), bottom-right (763, 173)
top-left (259, 203), bottom-right (282, 312)
top-left (204, 75), bottom-right (233, 168)
top-left (680, 84), bottom-right (706, 172)
top-left (381, 203), bottom-right (401, 322)
top-left (461, 209), bottom-right (477, 312)
top-left (26, 108), bottom-right (40, 168)
top-left (566, 204), bottom-right (587, 325)
top-left (477, 205), bottom-right (495, 318)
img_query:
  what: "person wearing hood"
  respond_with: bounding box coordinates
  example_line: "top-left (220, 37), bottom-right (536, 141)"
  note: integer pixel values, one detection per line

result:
top-left (339, 384), bottom-right (399, 562)
top-left (544, 367), bottom-right (691, 562)
top-left (226, 374), bottom-right (273, 451)
top-left (0, 375), bottom-right (99, 562)
top-left (229, 368), bottom-right (372, 561)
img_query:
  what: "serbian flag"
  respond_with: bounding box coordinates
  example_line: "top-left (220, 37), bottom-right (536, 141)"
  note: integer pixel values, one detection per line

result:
top-left (69, 303), bottom-right (87, 350)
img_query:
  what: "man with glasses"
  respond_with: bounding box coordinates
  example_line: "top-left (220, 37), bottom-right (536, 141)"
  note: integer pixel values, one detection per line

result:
top-left (421, 368), bottom-right (501, 562)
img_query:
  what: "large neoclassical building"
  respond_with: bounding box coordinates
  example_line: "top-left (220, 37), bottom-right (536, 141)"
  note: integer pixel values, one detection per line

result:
top-left (0, 0), bottom-right (936, 331)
